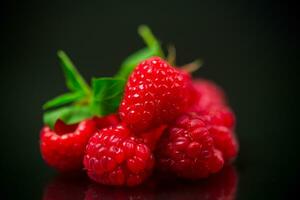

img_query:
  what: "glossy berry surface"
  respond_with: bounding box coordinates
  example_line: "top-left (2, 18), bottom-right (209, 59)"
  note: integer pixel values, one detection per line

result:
top-left (83, 125), bottom-right (154, 186)
top-left (138, 125), bottom-right (167, 151)
top-left (208, 125), bottom-right (238, 162)
top-left (156, 113), bottom-right (224, 179)
top-left (188, 79), bottom-right (227, 113)
top-left (188, 79), bottom-right (236, 129)
top-left (201, 105), bottom-right (236, 130)
top-left (40, 119), bottom-right (96, 172)
top-left (119, 57), bottom-right (194, 132)
top-left (93, 114), bottom-right (120, 130)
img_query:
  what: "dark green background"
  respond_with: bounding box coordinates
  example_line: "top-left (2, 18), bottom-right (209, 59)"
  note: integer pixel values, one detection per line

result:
top-left (0, 0), bottom-right (297, 199)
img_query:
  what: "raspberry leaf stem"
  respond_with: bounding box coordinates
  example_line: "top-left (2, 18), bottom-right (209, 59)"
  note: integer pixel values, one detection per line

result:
top-left (167, 45), bottom-right (176, 66)
top-left (43, 92), bottom-right (85, 110)
top-left (90, 77), bottom-right (125, 116)
top-left (138, 25), bottom-right (164, 57)
top-left (116, 25), bottom-right (164, 80)
top-left (57, 50), bottom-right (91, 95)
top-left (181, 59), bottom-right (203, 73)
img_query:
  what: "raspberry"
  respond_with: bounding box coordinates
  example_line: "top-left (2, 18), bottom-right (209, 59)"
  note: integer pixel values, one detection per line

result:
top-left (40, 119), bottom-right (96, 171)
top-left (156, 113), bottom-right (224, 179)
top-left (188, 79), bottom-right (236, 129)
top-left (119, 57), bottom-right (194, 132)
top-left (83, 125), bottom-right (154, 186)
top-left (93, 114), bottom-right (120, 130)
top-left (138, 125), bottom-right (167, 151)
top-left (209, 125), bottom-right (238, 162)
top-left (199, 108), bottom-right (238, 162)
top-left (201, 105), bottom-right (236, 130)
top-left (188, 79), bottom-right (227, 113)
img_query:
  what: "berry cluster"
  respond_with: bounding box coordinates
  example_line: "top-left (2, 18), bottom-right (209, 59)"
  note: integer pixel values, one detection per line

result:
top-left (40, 25), bottom-right (238, 186)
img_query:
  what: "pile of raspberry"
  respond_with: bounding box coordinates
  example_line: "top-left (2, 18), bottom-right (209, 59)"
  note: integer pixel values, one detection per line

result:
top-left (40, 56), bottom-right (238, 187)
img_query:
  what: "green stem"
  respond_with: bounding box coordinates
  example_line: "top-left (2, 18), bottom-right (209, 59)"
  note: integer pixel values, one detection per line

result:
top-left (138, 25), bottom-right (165, 57)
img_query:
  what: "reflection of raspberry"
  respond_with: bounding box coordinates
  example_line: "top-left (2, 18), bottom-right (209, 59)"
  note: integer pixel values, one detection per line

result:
top-left (156, 113), bottom-right (224, 179)
top-left (205, 166), bottom-right (238, 200)
top-left (85, 182), bottom-right (155, 200)
top-left (42, 173), bottom-right (89, 200)
top-left (83, 125), bottom-right (154, 186)
top-left (119, 57), bottom-right (194, 132)
top-left (153, 166), bottom-right (238, 200)
top-left (40, 119), bottom-right (96, 171)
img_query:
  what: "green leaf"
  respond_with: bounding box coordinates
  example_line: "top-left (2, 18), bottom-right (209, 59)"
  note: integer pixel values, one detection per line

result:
top-left (43, 92), bottom-right (85, 110)
top-left (57, 50), bottom-right (91, 94)
top-left (43, 105), bottom-right (92, 128)
top-left (90, 77), bottom-right (125, 116)
top-left (116, 25), bottom-right (164, 80)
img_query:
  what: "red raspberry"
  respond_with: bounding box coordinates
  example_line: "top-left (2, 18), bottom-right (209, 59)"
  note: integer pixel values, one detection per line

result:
top-left (83, 125), bottom-right (154, 186)
top-left (188, 79), bottom-right (227, 113)
top-left (156, 113), bottom-right (224, 179)
top-left (209, 125), bottom-right (238, 162)
top-left (138, 125), bottom-right (167, 151)
top-left (201, 105), bottom-right (236, 130)
top-left (119, 57), bottom-right (194, 132)
top-left (199, 108), bottom-right (238, 162)
top-left (93, 114), bottom-right (120, 130)
top-left (188, 79), bottom-right (236, 129)
top-left (40, 119), bottom-right (96, 172)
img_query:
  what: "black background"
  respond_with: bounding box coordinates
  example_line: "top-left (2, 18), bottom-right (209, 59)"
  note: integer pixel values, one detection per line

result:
top-left (0, 0), bottom-right (298, 199)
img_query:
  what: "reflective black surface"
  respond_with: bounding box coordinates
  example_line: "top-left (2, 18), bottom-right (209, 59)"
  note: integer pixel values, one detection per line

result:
top-left (0, 0), bottom-right (297, 199)
top-left (42, 166), bottom-right (237, 200)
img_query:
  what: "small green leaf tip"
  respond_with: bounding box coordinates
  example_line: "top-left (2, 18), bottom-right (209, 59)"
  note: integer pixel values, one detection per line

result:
top-left (57, 50), bottom-right (91, 95)
top-left (43, 92), bottom-right (85, 110)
